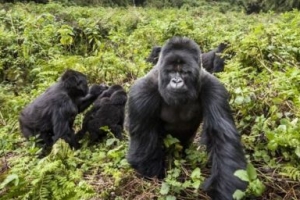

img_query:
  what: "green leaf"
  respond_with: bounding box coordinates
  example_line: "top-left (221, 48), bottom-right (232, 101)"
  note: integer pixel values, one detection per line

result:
top-left (267, 140), bottom-right (278, 151)
top-left (251, 179), bottom-right (266, 196)
top-left (234, 169), bottom-right (249, 182)
top-left (246, 163), bottom-right (257, 180)
top-left (295, 146), bottom-right (300, 158)
top-left (106, 138), bottom-right (118, 147)
top-left (160, 182), bottom-right (170, 195)
top-left (234, 96), bottom-right (244, 105)
top-left (192, 180), bottom-right (201, 189)
top-left (191, 167), bottom-right (201, 179)
top-left (166, 195), bottom-right (176, 200)
top-left (0, 174), bottom-right (19, 189)
top-left (233, 189), bottom-right (246, 200)
top-left (234, 87), bottom-right (242, 94)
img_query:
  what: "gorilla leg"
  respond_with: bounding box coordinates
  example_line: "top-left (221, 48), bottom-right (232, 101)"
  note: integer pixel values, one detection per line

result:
top-left (75, 129), bottom-right (86, 141)
top-left (88, 126), bottom-right (107, 144)
top-left (110, 125), bottom-right (123, 140)
top-left (60, 131), bottom-right (80, 150)
top-left (127, 81), bottom-right (165, 179)
top-left (127, 125), bottom-right (165, 179)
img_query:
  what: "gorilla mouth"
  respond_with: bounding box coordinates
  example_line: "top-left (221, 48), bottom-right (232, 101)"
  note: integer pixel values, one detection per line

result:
top-left (168, 88), bottom-right (188, 94)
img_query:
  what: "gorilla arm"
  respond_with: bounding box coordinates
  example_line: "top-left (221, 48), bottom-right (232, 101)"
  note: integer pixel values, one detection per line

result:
top-left (52, 94), bottom-right (80, 149)
top-left (77, 84), bottom-right (107, 113)
top-left (200, 72), bottom-right (248, 200)
top-left (127, 72), bottom-right (165, 179)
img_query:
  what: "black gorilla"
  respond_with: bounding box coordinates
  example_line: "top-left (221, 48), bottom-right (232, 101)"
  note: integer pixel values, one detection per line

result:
top-left (127, 37), bottom-right (247, 200)
top-left (146, 43), bottom-right (228, 73)
top-left (19, 69), bottom-right (106, 156)
top-left (145, 46), bottom-right (162, 65)
top-left (201, 42), bottom-right (228, 73)
top-left (76, 85), bottom-right (127, 144)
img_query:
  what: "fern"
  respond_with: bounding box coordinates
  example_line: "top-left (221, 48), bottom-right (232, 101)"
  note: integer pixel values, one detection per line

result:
top-left (281, 166), bottom-right (300, 181)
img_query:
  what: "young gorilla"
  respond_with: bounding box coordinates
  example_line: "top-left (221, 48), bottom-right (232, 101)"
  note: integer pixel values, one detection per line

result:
top-left (201, 42), bottom-right (228, 73)
top-left (76, 85), bottom-right (127, 145)
top-left (146, 43), bottom-right (228, 73)
top-left (145, 46), bottom-right (162, 65)
top-left (127, 37), bottom-right (247, 200)
top-left (19, 70), bottom-right (106, 156)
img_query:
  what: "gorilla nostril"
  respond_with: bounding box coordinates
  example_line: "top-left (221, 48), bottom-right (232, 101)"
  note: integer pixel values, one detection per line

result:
top-left (171, 78), bottom-right (182, 84)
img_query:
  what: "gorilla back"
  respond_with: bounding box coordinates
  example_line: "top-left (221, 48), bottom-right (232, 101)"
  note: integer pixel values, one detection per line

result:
top-left (127, 37), bottom-right (247, 200)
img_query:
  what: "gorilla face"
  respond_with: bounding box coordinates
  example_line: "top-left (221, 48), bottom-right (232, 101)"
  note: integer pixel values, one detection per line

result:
top-left (76, 77), bottom-right (89, 97)
top-left (158, 38), bottom-right (201, 106)
top-left (62, 70), bottom-right (89, 97)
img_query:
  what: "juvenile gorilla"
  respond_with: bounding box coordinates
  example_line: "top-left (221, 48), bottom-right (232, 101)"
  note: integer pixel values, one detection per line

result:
top-left (19, 70), bottom-right (106, 156)
top-left (127, 37), bottom-right (247, 200)
top-left (145, 46), bottom-right (161, 65)
top-left (201, 42), bottom-right (228, 73)
top-left (76, 85), bottom-right (127, 144)
top-left (146, 43), bottom-right (228, 73)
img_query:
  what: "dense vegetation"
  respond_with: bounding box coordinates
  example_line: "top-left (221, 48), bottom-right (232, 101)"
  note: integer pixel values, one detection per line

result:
top-left (0, 1), bottom-right (299, 199)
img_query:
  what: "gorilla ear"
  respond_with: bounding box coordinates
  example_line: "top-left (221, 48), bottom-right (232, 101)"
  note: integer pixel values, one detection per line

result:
top-left (110, 91), bottom-right (127, 105)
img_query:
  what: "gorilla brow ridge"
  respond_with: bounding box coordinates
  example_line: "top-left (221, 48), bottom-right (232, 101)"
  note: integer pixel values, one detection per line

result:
top-left (161, 37), bottom-right (201, 63)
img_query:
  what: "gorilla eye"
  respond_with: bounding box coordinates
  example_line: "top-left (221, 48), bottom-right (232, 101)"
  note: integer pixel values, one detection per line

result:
top-left (77, 80), bottom-right (84, 86)
top-left (182, 71), bottom-right (191, 75)
top-left (165, 69), bottom-right (173, 73)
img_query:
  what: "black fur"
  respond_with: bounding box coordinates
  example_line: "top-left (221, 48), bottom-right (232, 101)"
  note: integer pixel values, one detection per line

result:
top-left (19, 70), bottom-right (106, 156)
top-left (146, 46), bottom-right (162, 65)
top-left (201, 42), bottom-right (228, 73)
top-left (146, 43), bottom-right (228, 73)
top-left (76, 85), bottom-right (127, 144)
top-left (127, 37), bottom-right (247, 200)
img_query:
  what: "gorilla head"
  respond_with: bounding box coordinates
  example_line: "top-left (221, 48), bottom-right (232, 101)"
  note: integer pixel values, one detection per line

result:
top-left (157, 38), bottom-right (201, 105)
top-left (127, 37), bottom-right (247, 200)
top-left (146, 46), bottom-right (161, 65)
top-left (61, 69), bottom-right (89, 97)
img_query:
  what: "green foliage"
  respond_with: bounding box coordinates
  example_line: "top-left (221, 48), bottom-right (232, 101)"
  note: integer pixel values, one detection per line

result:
top-left (213, 0), bottom-right (300, 13)
top-left (0, 2), bottom-right (300, 199)
top-left (234, 163), bottom-right (265, 199)
top-left (159, 135), bottom-right (206, 199)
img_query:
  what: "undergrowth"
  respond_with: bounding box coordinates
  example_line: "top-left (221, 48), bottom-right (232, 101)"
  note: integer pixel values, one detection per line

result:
top-left (0, 2), bottom-right (299, 199)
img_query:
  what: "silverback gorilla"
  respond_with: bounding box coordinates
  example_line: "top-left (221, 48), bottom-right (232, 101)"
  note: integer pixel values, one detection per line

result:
top-left (146, 43), bottom-right (228, 73)
top-left (76, 85), bottom-right (127, 144)
top-left (127, 37), bottom-right (247, 200)
top-left (19, 69), bottom-right (107, 156)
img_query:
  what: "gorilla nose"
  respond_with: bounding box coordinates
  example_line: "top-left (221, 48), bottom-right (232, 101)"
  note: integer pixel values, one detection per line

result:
top-left (171, 78), bottom-right (183, 84)
top-left (170, 78), bottom-right (184, 88)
